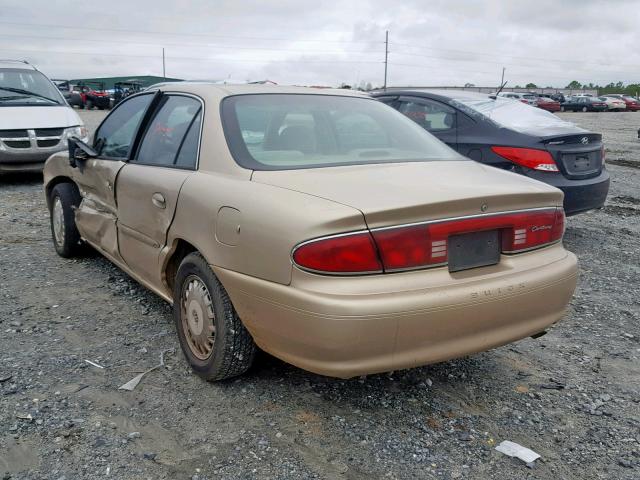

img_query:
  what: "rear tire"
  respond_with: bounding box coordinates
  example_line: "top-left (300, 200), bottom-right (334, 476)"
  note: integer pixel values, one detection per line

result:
top-left (173, 252), bottom-right (256, 381)
top-left (582, 106), bottom-right (588, 112)
top-left (49, 183), bottom-right (82, 258)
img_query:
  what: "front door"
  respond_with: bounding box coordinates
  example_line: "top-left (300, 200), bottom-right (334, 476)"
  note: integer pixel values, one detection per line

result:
top-left (116, 93), bottom-right (203, 286)
top-left (73, 93), bottom-right (155, 262)
top-left (73, 158), bottom-right (125, 261)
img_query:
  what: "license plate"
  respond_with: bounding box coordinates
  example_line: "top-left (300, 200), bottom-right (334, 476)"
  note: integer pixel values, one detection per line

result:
top-left (448, 230), bottom-right (501, 273)
top-left (573, 156), bottom-right (591, 170)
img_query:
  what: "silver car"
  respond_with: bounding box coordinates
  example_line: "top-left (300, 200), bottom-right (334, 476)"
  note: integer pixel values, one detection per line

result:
top-left (0, 60), bottom-right (88, 173)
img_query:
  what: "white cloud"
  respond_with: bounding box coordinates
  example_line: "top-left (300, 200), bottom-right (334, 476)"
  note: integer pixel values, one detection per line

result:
top-left (0, 0), bottom-right (638, 87)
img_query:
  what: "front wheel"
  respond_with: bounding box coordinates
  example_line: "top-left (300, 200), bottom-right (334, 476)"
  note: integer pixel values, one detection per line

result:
top-left (173, 253), bottom-right (256, 381)
top-left (560, 106), bottom-right (565, 112)
top-left (582, 106), bottom-right (588, 112)
top-left (49, 183), bottom-right (83, 258)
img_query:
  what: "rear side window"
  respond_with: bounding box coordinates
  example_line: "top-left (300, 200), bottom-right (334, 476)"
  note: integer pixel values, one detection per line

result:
top-left (175, 111), bottom-right (202, 169)
top-left (95, 94), bottom-right (152, 158)
top-left (396, 99), bottom-right (455, 132)
top-left (134, 95), bottom-right (202, 168)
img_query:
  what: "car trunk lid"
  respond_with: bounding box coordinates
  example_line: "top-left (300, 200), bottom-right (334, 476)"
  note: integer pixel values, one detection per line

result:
top-left (543, 133), bottom-right (603, 180)
top-left (252, 161), bottom-right (562, 229)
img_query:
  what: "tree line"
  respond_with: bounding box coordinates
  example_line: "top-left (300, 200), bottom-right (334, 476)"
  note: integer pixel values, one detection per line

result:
top-left (516, 81), bottom-right (640, 95)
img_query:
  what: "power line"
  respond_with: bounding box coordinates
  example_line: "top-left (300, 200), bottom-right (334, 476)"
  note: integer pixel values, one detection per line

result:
top-left (388, 50), bottom-right (634, 76)
top-left (0, 47), bottom-right (383, 65)
top-left (387, 62), bottom-right (619, 82)
top-left (390, 41), bottom-right (624, 69)
top-left (0, 20), bottom-right (382, 45)
top-left (0, 32), bottom-right (383, 56)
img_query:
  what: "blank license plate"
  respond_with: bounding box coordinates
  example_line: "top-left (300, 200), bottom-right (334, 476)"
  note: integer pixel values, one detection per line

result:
top-left (448, 230), bottom-right (500, 273)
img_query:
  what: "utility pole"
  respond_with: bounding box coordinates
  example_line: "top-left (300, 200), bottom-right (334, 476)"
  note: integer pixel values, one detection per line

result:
top-left (162, 48), bottom-right (166, 80)
top-left (383, 30), bottom-right (389, 90)
top-left (500, 67), bottom-right (505, 87)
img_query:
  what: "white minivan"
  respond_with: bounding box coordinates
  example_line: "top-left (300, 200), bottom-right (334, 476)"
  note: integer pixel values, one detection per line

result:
top-left (0, 60), bottom-right (89, 173)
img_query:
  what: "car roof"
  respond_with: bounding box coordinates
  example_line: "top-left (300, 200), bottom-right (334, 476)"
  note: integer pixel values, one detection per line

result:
top-left (0, 59), bottom-right (36, 70)
top-left (148, 82), bottom-right (371, 99)
top-left (371, 88), bottom-right (499, 102)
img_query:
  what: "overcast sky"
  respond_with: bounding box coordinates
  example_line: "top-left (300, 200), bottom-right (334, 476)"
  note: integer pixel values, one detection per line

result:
top-left (1, 0), bottom-right (638, 88)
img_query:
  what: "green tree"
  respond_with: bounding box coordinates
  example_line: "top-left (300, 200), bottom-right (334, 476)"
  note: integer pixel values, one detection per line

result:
top-left (566, 80), bottom-right (582, 89)
top-left (525, 83), bottom-right (537, 88)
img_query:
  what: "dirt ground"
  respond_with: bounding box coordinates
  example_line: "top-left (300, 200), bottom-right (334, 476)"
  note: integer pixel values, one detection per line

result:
top-left (0, 109), bottom-right (638, 480)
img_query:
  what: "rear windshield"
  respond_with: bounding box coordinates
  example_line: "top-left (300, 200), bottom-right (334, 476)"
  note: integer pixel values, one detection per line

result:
top-left (451, 95), bottom-right (586, 136)
top-left (221, 94), bottom-right (461, 170)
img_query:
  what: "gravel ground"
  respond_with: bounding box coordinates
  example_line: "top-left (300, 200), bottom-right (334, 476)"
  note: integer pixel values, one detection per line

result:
top-left (0, 110), bottom-right (638, 480)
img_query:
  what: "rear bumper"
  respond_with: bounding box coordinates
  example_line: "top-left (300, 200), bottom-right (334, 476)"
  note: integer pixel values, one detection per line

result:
top-left (523, 168), bottom-right (610, 215)
top-left (215, 246), bottom-right (578, 378)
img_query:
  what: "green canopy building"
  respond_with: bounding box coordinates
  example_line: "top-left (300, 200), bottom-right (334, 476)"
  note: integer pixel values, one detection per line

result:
top-left (69, 75), bottom-right (182, 89)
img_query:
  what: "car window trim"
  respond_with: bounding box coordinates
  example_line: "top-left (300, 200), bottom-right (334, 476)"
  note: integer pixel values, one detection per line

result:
top-left (129, 92), bottom-right (204, 171)
top-left (397, 95), bottom-right (457, 132)
top-left (92, 91), bottom-right (158, 162)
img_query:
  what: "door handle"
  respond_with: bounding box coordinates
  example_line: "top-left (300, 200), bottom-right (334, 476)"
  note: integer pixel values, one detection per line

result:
top-left (151, 192), bottom-right (166, 209)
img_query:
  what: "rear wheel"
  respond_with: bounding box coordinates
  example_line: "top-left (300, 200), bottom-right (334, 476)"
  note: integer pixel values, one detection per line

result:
top-left (173, 252), bottom-right (256, 381)
top-left (49, 183), bottom-right (82, 258)
top-left (582, 106), bottom-right (588, 112)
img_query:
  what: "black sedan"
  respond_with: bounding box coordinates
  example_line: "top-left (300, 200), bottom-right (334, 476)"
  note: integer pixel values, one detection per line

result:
top-left (560, 96), bottom-right (608, 112)
top-left (372, 89), bottom-right (609, 215)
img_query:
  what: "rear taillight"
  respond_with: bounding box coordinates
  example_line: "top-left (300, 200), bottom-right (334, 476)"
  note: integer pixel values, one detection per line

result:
top-left (292, 208), bottom-right (565, 275)
top-left (292, 232), bottom-right (383, 274)
top-left (491, 146), bottom-right (559, 172)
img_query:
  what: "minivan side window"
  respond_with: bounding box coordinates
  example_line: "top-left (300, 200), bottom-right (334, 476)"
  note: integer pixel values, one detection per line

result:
top-left (94, 94), bottom-right (152, 159)
top-left (134, 95), bottom-right (202, 168)
top-left (396, 98), bottom-right (455, 132)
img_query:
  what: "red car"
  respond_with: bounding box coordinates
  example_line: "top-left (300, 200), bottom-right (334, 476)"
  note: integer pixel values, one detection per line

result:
top-left (535, 96), bottom-right (561, 112)
top-left (76, 82), bottom-right (111, 110)
top-left (603, 94), bottom-right (640, 111)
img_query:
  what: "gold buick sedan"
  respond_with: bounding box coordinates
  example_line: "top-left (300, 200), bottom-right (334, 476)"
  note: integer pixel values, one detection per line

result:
top-left (43, 84), bottom-right (578, 380)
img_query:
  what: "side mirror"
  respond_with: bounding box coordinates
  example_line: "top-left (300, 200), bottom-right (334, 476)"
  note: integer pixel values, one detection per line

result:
top-left (68, 136), bottom-right (98, 168)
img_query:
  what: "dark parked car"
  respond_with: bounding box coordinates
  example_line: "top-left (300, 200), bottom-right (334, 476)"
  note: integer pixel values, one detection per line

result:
top-left (560, 96), bottom-right (608, 112)
top-left (372, 89), bottom-right (609, 215)
top-left (52, 79), bottom-right (83, 108)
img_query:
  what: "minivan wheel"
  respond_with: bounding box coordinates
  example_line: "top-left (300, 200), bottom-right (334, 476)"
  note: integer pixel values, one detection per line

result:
top-left (582, 106), bottom-right (588, 112)
top-left (173, 252), bottom-right (256, 381)
top-left (560, 106), bottom-right (565, 112)
top-left (49, 183), bottom-right (82, 258)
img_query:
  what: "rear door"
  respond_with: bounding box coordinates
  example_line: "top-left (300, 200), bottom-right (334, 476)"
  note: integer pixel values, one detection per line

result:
top-left (395, 96), bottom-right (457, 147)
top-left (73, 93), bottom-right (154, 262)
top-left (115, 93), bottom-right (203, 285)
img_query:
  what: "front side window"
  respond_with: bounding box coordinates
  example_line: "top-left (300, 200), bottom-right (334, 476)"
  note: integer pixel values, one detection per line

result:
top-left (95, 94), bottom-right (153, 159)
top-left (222, 94), bottom-right (460, 171)
top-left (396, 99), bottom-right (455, 132)
top-left (135, 95), bottom-right (202, 168)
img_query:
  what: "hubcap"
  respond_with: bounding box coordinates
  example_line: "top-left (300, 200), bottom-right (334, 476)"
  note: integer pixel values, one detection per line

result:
top-left (52, 197), bottom-right (65, 246)
top-left (181, 275), bottom-right (216, 360)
